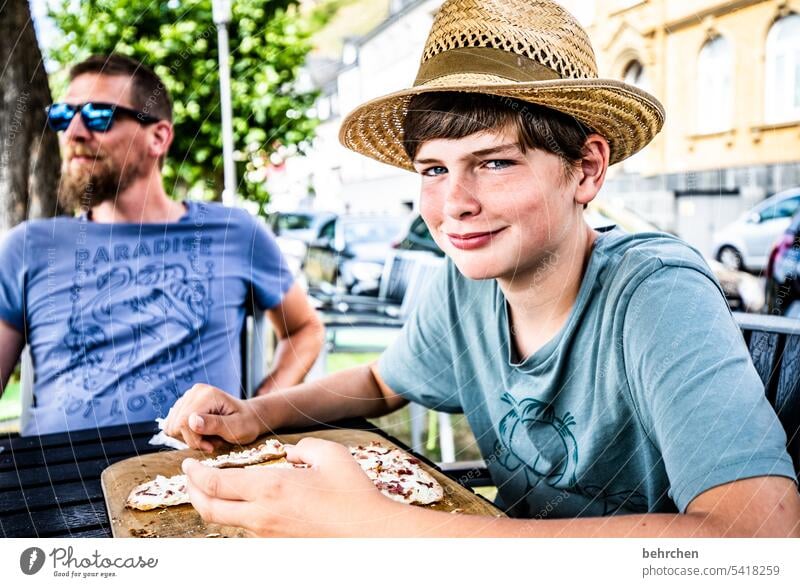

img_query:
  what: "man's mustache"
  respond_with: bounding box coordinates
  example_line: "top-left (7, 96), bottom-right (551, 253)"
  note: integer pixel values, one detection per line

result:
top-left (64, 146), bottom-right (105, 160)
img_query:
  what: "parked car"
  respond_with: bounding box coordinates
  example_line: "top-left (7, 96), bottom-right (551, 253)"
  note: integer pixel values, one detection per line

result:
top-left (394, 214), bottom-right (441, 256)
top-left (712, 187), bottom-right (800, 272)
top-left (395, 202), bottom-right (764, 312)
top-left (268, 210), bottom-right (337, 279)
top-left (269, 210), bottom-right (338, 244)
top-left (765, 209), bottom-right (800, 318)
top-left (303, 215), bottom-right (405, 296)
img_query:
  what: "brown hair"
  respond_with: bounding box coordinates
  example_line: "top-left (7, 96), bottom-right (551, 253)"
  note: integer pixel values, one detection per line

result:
top-left (70, 54), bottom-right (172, 123)
top-left (403, 92), bottom-right (593, 181)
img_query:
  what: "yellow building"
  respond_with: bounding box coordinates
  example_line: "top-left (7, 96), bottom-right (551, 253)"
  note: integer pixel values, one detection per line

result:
top-left (563, 0), bottom-right (800, 248)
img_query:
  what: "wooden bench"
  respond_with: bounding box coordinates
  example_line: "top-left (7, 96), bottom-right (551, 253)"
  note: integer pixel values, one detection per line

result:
top-left (443, 312), bottom-right (800, 487)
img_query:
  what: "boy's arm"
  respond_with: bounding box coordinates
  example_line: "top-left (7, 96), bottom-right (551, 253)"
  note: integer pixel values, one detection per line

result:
top-left (165, 361), bottom-right (407, 451)
top-left (0, 319), bottom-right (24, 398)
top-left (182, 439), bottom-right (800, 538)
top-left (383, 475), bottom-right (800, 537)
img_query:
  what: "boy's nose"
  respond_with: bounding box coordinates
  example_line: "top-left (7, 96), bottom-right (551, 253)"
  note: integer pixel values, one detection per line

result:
top-left (443, 177), bottom-right (481, 219)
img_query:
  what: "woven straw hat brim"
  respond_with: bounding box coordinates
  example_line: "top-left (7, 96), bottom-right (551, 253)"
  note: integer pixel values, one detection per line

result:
top-left (339, 76), bottom-right (665, 171)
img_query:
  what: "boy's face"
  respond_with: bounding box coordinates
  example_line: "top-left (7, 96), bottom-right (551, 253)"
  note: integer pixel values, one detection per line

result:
top-left (412, 126), bottom-right (584, 283)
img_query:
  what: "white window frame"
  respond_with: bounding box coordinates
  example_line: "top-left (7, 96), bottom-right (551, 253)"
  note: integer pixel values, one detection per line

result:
top-left (764, 14), bottom-right (800, 124)
top-left (696, 35), bottom-right (734, 134)
top-left (622, 60), bottom-right (650, 173)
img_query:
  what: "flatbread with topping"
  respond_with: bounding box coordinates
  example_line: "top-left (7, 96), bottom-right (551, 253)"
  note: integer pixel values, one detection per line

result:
top-left (126, 440), bottom-right (286, 511)
top-left (349, 442), bottom-right (444, 505)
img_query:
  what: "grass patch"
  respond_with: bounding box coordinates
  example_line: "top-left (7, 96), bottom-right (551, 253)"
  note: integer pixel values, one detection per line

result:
top-left (0, 380), bottom-right (21, 422)
top-left (326, 350), bottom-right (483, 463)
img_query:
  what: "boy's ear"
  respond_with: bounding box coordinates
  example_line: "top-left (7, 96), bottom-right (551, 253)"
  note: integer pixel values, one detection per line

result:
top-left (574, 134), bottom-right (610, 207)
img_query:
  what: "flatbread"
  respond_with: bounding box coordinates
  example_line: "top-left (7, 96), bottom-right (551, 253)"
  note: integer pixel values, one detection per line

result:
top-left (125, 440), bottom-right (286, 511)
top-left (126, 439), bottom-right (443, 511)
top-left (125, 474), bottom-right (190, 511)
top-left (350, 442), bottom-right (444, 505)
top-left (200, 439), bottom-right (286, 468)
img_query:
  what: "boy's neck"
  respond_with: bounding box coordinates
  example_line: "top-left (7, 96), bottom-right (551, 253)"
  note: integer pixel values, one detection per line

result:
top-left (500, 222), bottom-right (598, 361)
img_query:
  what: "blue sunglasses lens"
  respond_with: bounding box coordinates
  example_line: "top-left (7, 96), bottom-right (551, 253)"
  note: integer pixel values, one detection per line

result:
top-left (47, 103), bottom-right (76, 131)
top-left (82, 104), bottom-right (115, 131)
top-left (46, 103), bottom-right (116, 132)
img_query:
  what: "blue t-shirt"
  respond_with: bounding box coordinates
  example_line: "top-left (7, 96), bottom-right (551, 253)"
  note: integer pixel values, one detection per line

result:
top-left (379, 228), bottom-right (796, 517)
top-left (0, 201), bottom-right (293, 435)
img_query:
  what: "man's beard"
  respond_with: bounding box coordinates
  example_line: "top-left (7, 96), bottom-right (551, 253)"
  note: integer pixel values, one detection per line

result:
top-left (57, 147), bottom-right (145, 212)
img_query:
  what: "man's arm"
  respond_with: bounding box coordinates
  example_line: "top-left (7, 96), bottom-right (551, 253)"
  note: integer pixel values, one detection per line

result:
top-left (254, 282), bottom-right (325, 395)
top-left (0, 319), bottom-right (25, 398)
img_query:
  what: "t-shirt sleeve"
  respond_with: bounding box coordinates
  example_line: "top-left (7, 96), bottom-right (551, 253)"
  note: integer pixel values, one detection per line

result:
top-left (0, 224), bottom-right (26, 331)
top-left (623, 263), bottom-right (796, 512)
top-left (243, 214), bottom-right (294, 310)
top-left (378, 262), bottom-right (463, 413)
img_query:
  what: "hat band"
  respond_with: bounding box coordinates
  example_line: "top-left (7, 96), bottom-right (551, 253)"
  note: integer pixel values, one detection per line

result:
top-left (414, 46), bottom-right (562, 86)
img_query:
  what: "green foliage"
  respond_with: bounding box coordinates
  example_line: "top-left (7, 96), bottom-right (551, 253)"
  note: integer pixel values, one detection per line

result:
top-left (48, 0), bottom-right (338, 213)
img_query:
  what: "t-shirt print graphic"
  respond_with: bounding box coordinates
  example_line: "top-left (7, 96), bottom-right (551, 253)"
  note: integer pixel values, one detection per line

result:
top-left (494, 392), bottom-right (649, 516)
top-left (495, 392), bottom-right (580, 488)
top-left (60, 260), bottom-right (213, 420)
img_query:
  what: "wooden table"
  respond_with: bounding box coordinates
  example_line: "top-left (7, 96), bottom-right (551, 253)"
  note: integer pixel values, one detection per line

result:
top-left (0, 418), bottom-right (494, 537)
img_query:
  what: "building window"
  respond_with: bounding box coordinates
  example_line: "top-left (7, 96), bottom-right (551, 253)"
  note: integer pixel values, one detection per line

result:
top-left (623, 60), bottom-right (649, 90)
top-left (765, 14), bottom-right (800, 124)
top-left (696, 36), bottom-right (733, 134)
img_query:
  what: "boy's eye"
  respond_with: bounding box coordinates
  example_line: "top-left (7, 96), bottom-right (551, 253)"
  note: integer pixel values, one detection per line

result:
top-left (421, 166), bottom-right (447, 177)
top-left (484, 159), bottom-right (515, 170)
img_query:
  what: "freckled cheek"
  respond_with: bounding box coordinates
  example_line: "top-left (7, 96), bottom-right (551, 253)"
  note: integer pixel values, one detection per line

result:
top-left (419, 189), bottom-right (443, 229)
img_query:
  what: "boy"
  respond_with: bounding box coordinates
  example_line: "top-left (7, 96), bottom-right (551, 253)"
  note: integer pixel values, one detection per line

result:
top-left (166, 0), bottom-right (800, 536)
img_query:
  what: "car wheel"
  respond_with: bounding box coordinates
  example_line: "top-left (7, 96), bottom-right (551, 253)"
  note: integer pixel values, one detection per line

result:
top-left (718, 246), bottom-right (743, 271)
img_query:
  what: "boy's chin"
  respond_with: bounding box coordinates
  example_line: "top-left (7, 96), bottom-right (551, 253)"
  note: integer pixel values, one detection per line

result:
top-left (451, 258), bottom-right (504, 281)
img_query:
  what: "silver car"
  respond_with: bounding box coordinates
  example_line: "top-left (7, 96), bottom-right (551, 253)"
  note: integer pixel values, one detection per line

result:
top-left (712, 188), bottom-right (800, 272)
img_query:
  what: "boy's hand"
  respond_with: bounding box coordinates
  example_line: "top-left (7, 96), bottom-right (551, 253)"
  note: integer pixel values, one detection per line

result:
top-left (182, 437), bottom-right (399, 537)
top-left (164, 384), bottom-right (262, 452)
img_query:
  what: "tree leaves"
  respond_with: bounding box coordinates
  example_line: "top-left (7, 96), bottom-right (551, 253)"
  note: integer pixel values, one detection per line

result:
top-left (48, 0), bottom-right (332, 214)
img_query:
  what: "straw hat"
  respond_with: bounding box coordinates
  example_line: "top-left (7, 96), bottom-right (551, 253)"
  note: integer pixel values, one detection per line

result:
top-left (339, 0), bottom-right (665, 170)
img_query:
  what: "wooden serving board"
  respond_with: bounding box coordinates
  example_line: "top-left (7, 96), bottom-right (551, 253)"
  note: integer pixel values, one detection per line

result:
top-left (102, 428), bottom-right (504, 538)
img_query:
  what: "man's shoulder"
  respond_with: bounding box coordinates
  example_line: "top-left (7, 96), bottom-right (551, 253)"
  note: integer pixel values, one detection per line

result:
top-left (187, 200), bottom-right (266, 231)
top-left (1, 216), bottom-right (79, 246)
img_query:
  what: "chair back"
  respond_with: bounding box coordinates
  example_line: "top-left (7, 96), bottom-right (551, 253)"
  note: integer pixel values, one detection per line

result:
top-left (735, 312), bottom-right (800, 474)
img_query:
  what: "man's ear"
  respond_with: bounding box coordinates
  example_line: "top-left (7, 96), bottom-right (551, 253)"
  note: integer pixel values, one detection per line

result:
top-left (574, 134), bottom-right (610, 207)
top-left (148, 120), bottom-right (173, 161)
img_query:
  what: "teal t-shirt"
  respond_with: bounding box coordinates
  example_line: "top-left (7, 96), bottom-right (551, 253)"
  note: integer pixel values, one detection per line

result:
top-left (378, 228), bottom-right (796, 517)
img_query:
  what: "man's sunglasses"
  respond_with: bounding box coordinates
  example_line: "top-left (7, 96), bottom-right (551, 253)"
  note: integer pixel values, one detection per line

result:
top-left (45, 102), bottom-right (160, 132)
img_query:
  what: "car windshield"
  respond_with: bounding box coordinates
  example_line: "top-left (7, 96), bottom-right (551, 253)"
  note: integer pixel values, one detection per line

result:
top-left (276, 214), bottom-right (314, 231)
top-left (344, 219), bottom-right (402, 243)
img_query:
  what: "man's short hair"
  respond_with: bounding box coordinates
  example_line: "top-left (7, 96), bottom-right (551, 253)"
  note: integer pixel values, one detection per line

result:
top-left (403, 92), bottom-right (594, 181)
top-left (69, 54), bottom-right (173, 123)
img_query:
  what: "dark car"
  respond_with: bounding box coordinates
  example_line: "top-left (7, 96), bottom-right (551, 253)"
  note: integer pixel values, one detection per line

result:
top-left (394, 214), bottom-right (443, 256)
top-left (268, 210), bottom-right (337, 244)
top-left (303, 215), bottom-right (405, 296)
top-left (765, 210), bottom-right (800, 318)
top-left (267, 211), bottom-right (338, 278)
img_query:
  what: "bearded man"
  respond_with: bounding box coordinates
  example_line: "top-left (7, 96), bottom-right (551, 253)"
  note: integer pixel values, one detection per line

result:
top-left (0, 54), bottom-right (324, 435)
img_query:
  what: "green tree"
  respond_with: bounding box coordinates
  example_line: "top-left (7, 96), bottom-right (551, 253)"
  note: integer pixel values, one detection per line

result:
top-left (49, 0), bottom-right (338, 215)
